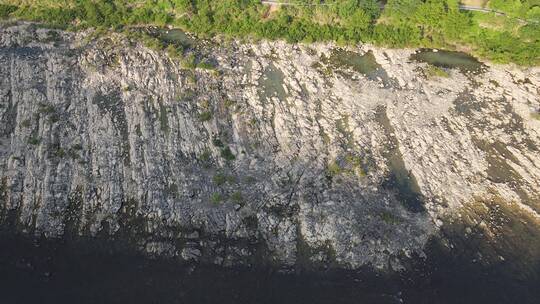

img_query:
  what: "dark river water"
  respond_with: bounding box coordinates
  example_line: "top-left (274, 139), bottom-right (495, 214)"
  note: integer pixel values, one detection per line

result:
top-left (1, 234), bottom-right (538, 304)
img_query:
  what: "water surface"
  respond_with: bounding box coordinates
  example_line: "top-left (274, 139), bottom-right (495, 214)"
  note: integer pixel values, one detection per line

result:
top-left (410, 49), bottom-right (485, 73)
top-left (259, 63), bottom-right (288, 102)
top-left (160, 29), bottom-right (194, 48)
top-left (1, 234), bottom-right (538, 304)
top-left (329, 50), bottom-right (395, 87)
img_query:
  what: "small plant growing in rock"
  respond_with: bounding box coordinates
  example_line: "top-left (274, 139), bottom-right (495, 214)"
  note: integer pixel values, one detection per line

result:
top-left (28, 137), bottom-right (41, 145)
top-left (165, 44), bottom-right (181, 59)
top-left (320, 130), bottom-right (331, 145)
top-left (141, 34), bottom-right (164, 51)
top-left (210, 192), bottom-right (223, 204)
top-left (68, 148), bottom-right (79, 159)
top-left (346, 155), bottom-right (367, 177)
top-left (47, 114), bottom-right (60, 124)
top-left (199, 111), bottom-right (212, 122)
top-left (226, 175), bottom-right (236, 183)
top-left (71, 144), bottom-right (83, 150)
top-left (231, 191), bottom-right (243, 203)
top-left (182, 54), bottom-right (197, 70)
top-left (221, 146), bottom-right (235, 161)
top-left (489, 79), bottom-right (500, 87)
top-left (425, 65), bottom-right (449, 78)
top-left (20, 119), bottom-right (31, 128)
top-left (213, 173), bottom-right (227, 186)
top-left (212, 137), bottom-right (224, 147)
top-left (326, 155), bottom-right (366, 180)
top-left (54, 147), bottom-right (66, 158)
top-left (44, 31), bottom-right (61, 43)
top-left (177, 89), bottom-right (196, 102)
top-left (199, 99), bottom-right (211, 109)
top-left (248, 118), bottom-right (258, 129)
top-left (37, 103), bottom-right (55, 115)
top-left (197, 60), bottom-right (216, 70)
top-left (199, 149), bottom-right (212, 162)
top-left (380, 211), bottom-right (401, 225)
top-left (326, 161), bottom-right (342, 178)
top-left (223, 99), bottom-right (236, 108)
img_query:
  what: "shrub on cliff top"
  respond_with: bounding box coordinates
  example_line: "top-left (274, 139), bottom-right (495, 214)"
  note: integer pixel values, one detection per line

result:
top-left (0, 4), bottom-right (17, 18)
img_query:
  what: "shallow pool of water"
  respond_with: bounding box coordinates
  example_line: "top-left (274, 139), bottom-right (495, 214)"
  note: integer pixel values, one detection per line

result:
top-left (259, 63), bottom-right (288, 102)
top-left (329, 50), bottom-right (394, 87)
top-left (410, 49), bottom-right (485, 73)
top-left (160, 29), bottom-right (194, 48)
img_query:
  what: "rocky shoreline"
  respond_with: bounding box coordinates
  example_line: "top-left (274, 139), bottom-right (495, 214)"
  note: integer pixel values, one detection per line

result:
top-left (1, 22), bottom-right (539, 274)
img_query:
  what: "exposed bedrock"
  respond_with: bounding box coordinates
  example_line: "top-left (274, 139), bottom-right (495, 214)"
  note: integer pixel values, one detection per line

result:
top-left (1, 23), bottom-right (539, 272)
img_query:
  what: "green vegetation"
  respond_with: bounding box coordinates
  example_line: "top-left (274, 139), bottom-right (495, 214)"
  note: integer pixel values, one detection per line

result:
top-left (1, 0), bottom-right (538, 64)
top-left (35, 102), bottom-right (60, 124)
top-left (198, 111), bottom-right (212, 122)
top-left (199, 149), bottom-right (212, 162)
top-left (220, 146), bottom-right (236, 161)
top-left (47, 113), bottom-right (60, 123)
top-left (326, 161), bottom-right (341, 177)
top-left (20, 119), bottom-right (31, 128)
top-left (37, 102), bottom-right (55, 115)
top-left (0, 4), bottom-right (17, 18)
top-left (230, 191), bottom-right (243, 203)
top-left (196, 60), bottom-right (215, 70)
top-left (72, 143), bottom-right (83, 150)
top-left (213, 172), bottom-right (227, 185)
top-left (28, 136), bottom-right (41, 145)
top-left (177, 89), bottom-right (196, 102)
top-left (181, 53), bottom-right (197, 69)
top-left (212, 136), bottom-right (224, 147)
top-left (210, 192), bottom-right (223, 204)
top-left (325, 154), bottom-right (366, 179)
top-left (531, 111), bottom-right (540, 120)
top-left (425, 65), bottom-right (450, 78)
top-left (213, 172), bottom-right (237, 186)
top-left (159, 104), bottom-right (169, 133)
top-left (67, 146), bottom-right (80, 159)
top-left (380, 211), bottom-right (401, 225)
top-left (223, 99), bottom-right (236, 108)
top-left (54, 147), bottom-right (66, 158)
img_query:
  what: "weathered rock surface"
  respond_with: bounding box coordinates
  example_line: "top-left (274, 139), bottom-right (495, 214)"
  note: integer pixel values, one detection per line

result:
top-left (1, 23), bottom-right (539, 271)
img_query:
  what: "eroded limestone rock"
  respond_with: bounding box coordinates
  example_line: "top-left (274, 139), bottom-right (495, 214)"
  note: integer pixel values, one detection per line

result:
top-left (1, 23), bottom-right (539, 271)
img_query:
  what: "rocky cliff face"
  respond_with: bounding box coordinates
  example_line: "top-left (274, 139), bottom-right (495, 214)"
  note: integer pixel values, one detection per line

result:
top-left (1, 23), bottom-right (539, 271)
